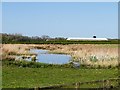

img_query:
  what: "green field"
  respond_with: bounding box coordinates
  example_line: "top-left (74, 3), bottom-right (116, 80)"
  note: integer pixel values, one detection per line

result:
top-left (2, 60), bottom-right (119, 88)
top-left (3, 40), bottom-right (119, 44)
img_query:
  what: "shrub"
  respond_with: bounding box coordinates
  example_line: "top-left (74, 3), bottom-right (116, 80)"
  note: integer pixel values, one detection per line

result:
top-left (89, 55), bottom-right (98, 62)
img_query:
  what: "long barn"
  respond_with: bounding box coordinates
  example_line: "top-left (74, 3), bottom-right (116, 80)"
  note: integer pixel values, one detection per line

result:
top-left (67, 37), bottom-right (108, 41)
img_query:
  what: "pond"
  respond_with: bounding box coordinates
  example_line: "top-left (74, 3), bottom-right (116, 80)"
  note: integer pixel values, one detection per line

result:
top-left (30, 49), bottom-right (72, 64)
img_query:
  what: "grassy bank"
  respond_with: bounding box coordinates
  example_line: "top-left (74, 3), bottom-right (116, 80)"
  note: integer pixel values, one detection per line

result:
top-left (2, 60), bottom-right (119, 88)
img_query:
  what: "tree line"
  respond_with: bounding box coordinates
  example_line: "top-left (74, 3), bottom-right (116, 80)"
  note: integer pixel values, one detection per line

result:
top-left (1, 33), bottom-right (119, 44)
top-left (1, 33), bottom-right (67, 44)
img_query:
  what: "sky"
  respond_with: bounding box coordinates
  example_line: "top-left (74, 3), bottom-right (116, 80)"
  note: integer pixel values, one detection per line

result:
top-left (2, 2), bottom-right (118, 38)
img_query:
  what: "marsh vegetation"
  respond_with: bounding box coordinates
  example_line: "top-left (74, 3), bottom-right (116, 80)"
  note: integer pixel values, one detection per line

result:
top-left (1, 44), bottom-right (118, 67)
top-left (1, 44), bottom-right (119, 88)
top-left (29, 44), bottom-right (118, 68)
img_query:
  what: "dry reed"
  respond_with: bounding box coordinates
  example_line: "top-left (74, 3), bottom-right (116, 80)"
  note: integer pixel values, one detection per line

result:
top-left (30, 44), bottom-right (118, 67)
top-left (1, 44), bottom-right (118, 67)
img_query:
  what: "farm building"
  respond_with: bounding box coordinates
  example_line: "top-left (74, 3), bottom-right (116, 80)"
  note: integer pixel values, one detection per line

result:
top-left (67, 36), bottom-right (108, 41)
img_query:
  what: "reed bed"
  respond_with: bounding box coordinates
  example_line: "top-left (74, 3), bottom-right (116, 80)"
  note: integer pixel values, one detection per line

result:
top-left (1, 44), bottom-right (118, 67)
top-left (31, 44), bottom-right (118, 67)
top-left (1, 44), bottom-right (35, 60)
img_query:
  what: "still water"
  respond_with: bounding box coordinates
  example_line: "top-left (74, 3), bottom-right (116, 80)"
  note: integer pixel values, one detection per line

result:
top-left (30, 49), bottom-right (72, 64)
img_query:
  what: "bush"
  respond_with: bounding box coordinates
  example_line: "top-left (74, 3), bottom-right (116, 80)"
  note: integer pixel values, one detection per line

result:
top-left (90, 56), bottom-right (98, 62)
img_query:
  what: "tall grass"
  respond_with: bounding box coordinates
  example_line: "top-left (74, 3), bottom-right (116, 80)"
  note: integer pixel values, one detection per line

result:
top-left (2, 44), bottom-right (118, 68)
top-left (30, 44), bottom-right (118, 67)
top-left (1, 44), bottom-right (36, 60)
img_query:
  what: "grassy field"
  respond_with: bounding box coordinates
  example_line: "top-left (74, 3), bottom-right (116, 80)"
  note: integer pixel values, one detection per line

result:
top-left (2, 60), bottom-right (119, 88)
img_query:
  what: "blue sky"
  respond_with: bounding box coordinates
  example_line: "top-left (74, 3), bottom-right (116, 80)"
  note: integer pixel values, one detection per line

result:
top-left (2, 2), bottom-right (118, 38)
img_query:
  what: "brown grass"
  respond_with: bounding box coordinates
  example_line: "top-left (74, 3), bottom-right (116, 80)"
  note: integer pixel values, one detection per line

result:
top-left (30, 44), bottom-right (118, 67)
top-left (1, 44), bottom-right (118, 67)
top-left (1, 44), bottom-right (35, 60)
